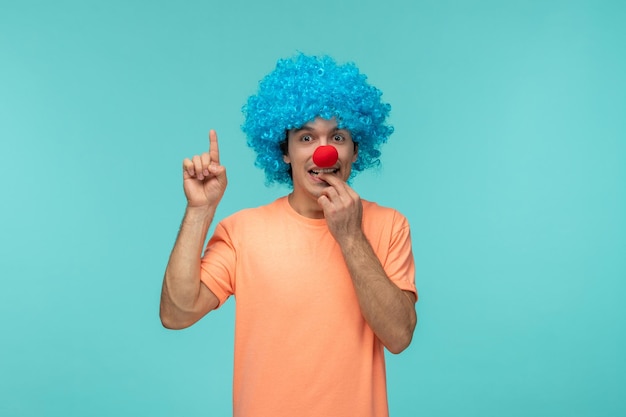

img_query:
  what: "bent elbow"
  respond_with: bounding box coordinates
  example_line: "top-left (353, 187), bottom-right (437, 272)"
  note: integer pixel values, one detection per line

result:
top-left (160, 317), bottom-right (180, 330)
top-left (160, 316), bottom-right (195, 330)
top-left (159, 307), bottom-right (194, 330)
top-left (160, 303), bottom-right (211, 330)
top-left (386, 331), bottom-right (414, 354)
top-left (387, 313), bottom-right (417, 354)
top-left (160, 312), bottom-right (182, 330)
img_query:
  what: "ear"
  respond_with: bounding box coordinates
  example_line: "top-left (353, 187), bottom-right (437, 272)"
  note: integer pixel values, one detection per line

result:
top-left (281, 131), bottom-right (291, 164)
top-left (352, 143), bottom-right (359, 163)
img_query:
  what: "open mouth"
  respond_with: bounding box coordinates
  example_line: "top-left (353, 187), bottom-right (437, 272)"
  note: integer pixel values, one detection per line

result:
top-left (309, 168), bottom-right (339, 176)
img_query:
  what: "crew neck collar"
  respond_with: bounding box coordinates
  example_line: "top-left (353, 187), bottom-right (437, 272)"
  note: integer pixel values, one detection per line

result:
top-left (278, 196), bottom-right (327, 227)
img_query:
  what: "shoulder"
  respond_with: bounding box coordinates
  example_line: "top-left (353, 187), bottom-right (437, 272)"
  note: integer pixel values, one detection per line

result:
top-left (211, 197), bottom-right (293, 249)
top-left (219, 197), bottom-right (287, 230)
top-left (362, 199), bottom-right (409, 228)
top-left (361, 200), bottom-right (413, 261)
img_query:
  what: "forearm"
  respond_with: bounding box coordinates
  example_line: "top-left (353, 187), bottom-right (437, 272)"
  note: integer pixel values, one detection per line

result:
top-left (160, 206), bottom-right (218, 329)
top-left (340, 232), bottom-right (417, 354)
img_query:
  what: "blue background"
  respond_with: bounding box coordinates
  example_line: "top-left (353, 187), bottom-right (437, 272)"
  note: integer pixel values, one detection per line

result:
top-left (1, 0), bottom-right (624, 416)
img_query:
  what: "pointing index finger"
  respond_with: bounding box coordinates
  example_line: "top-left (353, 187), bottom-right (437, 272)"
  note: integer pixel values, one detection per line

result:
top-left (209, 129), bottom-right (220, 165)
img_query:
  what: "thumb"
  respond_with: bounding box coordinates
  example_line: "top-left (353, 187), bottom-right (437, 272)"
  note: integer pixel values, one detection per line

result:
top-left (209, 163), bottom-right (228, 187)
top-left (209, 163), bottom-right (226, 176)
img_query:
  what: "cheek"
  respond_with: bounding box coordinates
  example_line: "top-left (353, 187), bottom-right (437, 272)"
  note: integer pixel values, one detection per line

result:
top-left (283, 149), bottom-right (310, 168)
top-left (341, 147), bottom-right (357, 164)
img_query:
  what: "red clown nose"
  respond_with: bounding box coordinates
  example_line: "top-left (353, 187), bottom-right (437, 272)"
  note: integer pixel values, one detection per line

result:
top-left (312, 145), bottom-right (339, 168)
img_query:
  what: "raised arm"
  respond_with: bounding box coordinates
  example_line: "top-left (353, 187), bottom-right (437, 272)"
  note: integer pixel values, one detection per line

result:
top-left (317, 173), bottom-right (417, 354)
top-left (160, 130), bottom-right (227, 329)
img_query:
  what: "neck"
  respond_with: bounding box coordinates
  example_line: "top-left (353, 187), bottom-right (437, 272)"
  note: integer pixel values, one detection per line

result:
top-left (287, 193), bottom-right (325, 219)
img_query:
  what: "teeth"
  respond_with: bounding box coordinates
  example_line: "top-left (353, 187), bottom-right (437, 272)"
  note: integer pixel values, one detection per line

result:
top-left (311, 168), bottom-right (338, 175)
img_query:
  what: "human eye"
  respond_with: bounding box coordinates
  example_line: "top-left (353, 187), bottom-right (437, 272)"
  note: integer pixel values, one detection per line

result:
top-left (300, 134), bottom-right (313, 142)
top-left (333, 133), bottom-right (346, 142)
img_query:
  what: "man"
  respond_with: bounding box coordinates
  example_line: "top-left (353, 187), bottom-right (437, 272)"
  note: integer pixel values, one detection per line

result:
top-left (160, 54), bottom-right (417, 417)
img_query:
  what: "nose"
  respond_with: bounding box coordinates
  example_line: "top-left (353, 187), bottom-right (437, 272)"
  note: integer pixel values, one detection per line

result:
top-left (313, 145), bottom-right (338, 167)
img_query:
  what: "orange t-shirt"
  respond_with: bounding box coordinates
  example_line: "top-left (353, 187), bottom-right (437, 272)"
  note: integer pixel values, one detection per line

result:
top-left (200, 196), bottom-right (416, 417)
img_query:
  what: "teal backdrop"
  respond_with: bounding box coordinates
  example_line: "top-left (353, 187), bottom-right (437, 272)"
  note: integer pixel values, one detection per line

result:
top-left (1, 0), bottom-right (624, 416)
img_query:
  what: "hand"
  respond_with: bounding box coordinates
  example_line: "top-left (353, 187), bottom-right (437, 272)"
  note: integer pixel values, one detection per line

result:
top-left (182, 130), bottom-right (227, 208)
top-left (316, 174), bottom-right (363, 244)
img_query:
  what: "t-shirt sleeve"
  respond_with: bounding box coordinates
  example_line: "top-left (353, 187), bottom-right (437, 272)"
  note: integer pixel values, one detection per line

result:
top-left (200, 221), bottom-right (236, 308)
top-left (385, 212), bottom-right (418, 301)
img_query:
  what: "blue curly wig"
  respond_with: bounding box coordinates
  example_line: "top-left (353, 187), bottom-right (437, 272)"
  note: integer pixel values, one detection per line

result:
top-left (242, 53), bottom-right (394, 186)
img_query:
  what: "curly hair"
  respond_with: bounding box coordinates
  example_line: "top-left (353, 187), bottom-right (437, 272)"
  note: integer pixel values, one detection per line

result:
top-left (241, 53), bottom-right (394, 186)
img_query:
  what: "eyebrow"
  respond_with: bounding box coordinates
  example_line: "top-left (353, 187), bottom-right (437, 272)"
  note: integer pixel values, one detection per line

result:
top-left (291, 126), bottom-right (346, 133)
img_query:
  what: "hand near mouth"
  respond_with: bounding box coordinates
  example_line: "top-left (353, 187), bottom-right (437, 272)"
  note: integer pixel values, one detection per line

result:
top-left (317, 173), bottom-right (363, 244)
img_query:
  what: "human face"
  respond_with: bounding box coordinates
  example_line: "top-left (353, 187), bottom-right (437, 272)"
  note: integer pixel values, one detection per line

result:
top-left (283, 117), bottom-right (358, 217)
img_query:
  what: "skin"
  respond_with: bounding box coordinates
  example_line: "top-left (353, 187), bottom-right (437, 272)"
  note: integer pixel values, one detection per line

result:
top-left (159, 130), bottom-right (223, 329)
top-left (160, 119), bottom-right (417, 353)
top-left (284, 118), bottom-right (417, 353)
